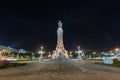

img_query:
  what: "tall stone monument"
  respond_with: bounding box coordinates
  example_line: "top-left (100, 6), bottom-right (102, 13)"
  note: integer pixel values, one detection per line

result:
top-left (52, 20), bottom-right (69, 59)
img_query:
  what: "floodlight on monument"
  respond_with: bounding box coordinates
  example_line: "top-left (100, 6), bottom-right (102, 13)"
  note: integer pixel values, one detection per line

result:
top-left (70, 51), bottom-right (72, 54)
top-left (78, 46), bottom-right (80, 50)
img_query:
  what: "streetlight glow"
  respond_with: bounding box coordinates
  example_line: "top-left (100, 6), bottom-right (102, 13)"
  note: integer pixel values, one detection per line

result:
top-left (115, 48), bottom-right (119, 52)
top-left (38, 46), bottom-right (45, 61)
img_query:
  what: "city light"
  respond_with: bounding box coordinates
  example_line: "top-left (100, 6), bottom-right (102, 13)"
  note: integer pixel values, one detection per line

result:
top-left (115, 48), bottom-right (119, 52)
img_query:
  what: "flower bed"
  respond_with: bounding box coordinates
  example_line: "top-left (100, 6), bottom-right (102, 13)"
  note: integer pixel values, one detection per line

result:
top-left (0, 60), bottom-right (27, 69)
top-left (0, 60), bottom-right (10, 68)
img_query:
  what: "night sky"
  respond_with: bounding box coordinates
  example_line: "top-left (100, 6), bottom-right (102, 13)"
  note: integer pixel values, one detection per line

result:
top-left (0, 0), bottom-right (119, 51)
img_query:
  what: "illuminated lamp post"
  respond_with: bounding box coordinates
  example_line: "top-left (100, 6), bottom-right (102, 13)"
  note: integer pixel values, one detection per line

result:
top-left (2, 49), bottom-right (5, 56)
top-left (38, 46), bottom-right (45, 61)
top-left (115, 48), bottom-right (119, 55)
top-left (115, 48), bottom-right (119, 52)
top-left (77, 46), bottom-right (83, 60)
top-left (48, 52), bottom-right (52, 58)
top-left (77, 46), bottom-right (82, 56)
top-left (69, 51), bottom-right (73, 58)
top-left (0, 51), bottom-right (2, 59)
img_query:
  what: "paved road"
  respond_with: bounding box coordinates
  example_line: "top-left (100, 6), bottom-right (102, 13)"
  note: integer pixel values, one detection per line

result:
top-left (0, 60), bottom-right (120, 80)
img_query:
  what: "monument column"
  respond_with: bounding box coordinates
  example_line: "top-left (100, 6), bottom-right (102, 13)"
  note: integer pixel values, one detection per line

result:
top-left (52, 20), bottom-right (69, 59)
top-left (56, 20), bottom-right (64, 50)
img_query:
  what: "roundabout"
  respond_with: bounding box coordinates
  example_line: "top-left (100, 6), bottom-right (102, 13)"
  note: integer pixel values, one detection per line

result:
top-left (0, 60), bottom-right (120, 80)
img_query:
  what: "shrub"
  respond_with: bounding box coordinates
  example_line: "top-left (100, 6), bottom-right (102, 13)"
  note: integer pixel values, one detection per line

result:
top-left (72, 53), bottom-right (78, 58)
top-left (10, 63), bottom-right (27, 67)
top-left (112, 59), bottom-right (120, 67)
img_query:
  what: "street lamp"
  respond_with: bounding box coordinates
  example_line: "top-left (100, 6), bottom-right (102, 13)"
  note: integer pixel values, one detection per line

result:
top-left (77, 46), bottom-right (82, 56)
top-left (38, 46), bottom-right (45, 61)
top-left (2, 49), bottom-right (5, 56)
top-left (48, 52), bottom-right (52, 58)
top-left (0, 51), bottom-right (2, 59)
top-left (115, 48), bottom-right (119, 56)
top-left (76, 46), bottom-right (83, 61)
top-left (69, 51), bottom-right (73, 58)
top-left (115, 48), bottom-right (119, 52)
top-left (70, 51), bottom-right (72, 54)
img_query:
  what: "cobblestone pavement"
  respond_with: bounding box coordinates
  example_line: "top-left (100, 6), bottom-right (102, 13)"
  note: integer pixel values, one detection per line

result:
top-left (0, 60), bottom-right (120, 80)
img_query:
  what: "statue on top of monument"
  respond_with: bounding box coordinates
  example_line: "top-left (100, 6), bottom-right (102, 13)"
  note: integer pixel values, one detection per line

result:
top-left (58, 20), bottom-right (62, 28)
